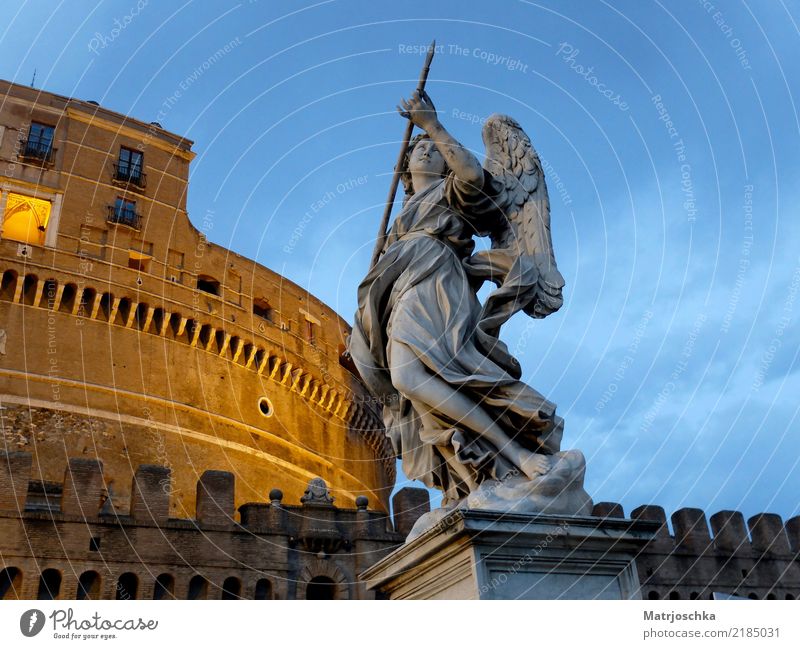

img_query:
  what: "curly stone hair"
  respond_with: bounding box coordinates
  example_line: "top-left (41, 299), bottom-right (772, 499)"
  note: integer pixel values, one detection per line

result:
top-left (399, 133), bottom-right (451, 201)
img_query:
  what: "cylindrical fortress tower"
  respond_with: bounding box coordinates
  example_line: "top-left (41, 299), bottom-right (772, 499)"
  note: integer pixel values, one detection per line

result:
top-left (0, 79), bottom-right (394, 516)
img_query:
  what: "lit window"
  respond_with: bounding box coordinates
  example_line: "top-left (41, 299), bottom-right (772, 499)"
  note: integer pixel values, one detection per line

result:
top-left (128, 250), bottom-right (149, 273)
top-left (1, 193), bottom-right (51, 245)
top-left (23, 122), bottom-right (55, 162)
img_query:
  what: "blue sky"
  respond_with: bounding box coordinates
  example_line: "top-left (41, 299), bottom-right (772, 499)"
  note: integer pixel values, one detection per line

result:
top-left (2, 0), bottom-right (798, 528)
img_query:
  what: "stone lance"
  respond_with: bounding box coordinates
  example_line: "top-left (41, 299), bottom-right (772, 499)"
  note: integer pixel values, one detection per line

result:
top-left (369, 39), bottom-right (437, 269)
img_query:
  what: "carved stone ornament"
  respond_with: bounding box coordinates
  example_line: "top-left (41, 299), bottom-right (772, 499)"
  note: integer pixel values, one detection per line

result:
top-left (300, 477), bottom-right (335, 506)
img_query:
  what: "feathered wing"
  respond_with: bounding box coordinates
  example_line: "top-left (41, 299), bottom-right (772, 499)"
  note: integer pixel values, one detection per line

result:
top-left (476, 114), bottom-right (564, 336)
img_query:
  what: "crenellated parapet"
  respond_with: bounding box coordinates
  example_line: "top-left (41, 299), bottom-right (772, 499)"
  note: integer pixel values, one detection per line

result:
top-left (0, 450), bottom-right (431, 600)
top-left (0, 450), bottom-right (411, 534)
top-left (589, 501), bottom-right (797, 558)
top-left (0, 451), bottom-right (433, 552)
top-left (0, 458), bottom-right (797, 600)
top-left (585, 501), bottom-right (800, 600)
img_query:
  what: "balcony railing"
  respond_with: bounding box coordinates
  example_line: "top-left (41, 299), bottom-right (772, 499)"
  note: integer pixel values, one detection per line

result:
top-left (20, 138), bottom-right (56, 165)
top-left (112, 163), bottom-right (147, 189)
top-left (107, 205), bottom-right (142, 230)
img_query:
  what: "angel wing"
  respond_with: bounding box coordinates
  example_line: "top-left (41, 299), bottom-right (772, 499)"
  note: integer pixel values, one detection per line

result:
top-left (476, 114), bottom-right (564, 332)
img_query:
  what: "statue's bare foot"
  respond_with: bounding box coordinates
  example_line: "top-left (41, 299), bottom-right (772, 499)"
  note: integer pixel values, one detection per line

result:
top-left (520, 452), bottom-right (551, 480)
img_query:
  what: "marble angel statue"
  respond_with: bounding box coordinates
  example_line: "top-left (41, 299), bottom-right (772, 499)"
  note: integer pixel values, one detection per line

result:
top-left (349, 90), bottom-right (591, 528)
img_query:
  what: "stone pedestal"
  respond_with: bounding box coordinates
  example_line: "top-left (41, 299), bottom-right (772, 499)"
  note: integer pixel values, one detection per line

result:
top-left (361, 509), bottom-right (658, 600)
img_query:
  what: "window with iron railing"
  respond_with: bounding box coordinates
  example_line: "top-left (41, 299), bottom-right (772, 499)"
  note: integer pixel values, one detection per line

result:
top-left (21, 122), bottom-right (56, 164)
top-left (113, 147), bottom-right (146, 188)
top-left (107, 197), bottom-right (141, 229)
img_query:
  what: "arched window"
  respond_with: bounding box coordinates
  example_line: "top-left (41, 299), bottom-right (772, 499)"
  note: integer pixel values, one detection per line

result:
top-left (187, 576), bottom-right (208, 600)
top-left (115, 297), bottom-right (132, 326)
top-left (254, 579), bottom-right (272, 600)
top-left (668, 591), bottom-right (681, 600)
top-left (153, 574), bottom-right (174, 600)
top-left (306, 576), bottom-right (336, 600)
top-left (21, 274), bottom-right (38, 305)
top-left (116, 573), bottom-right (138, 600)
top-left (221, 577), bottom-right (241, 600)
top-left (37, 569), bottom-right (61, 599)
top-left (0, 567), bottom-right (22, 599)
top-left (647, 590), bottom-right (660, 600)
top-left (134, 302), bottom-right (149, 330)
top-left (99, 292), bottom-right (114, 321)
top-left (76, 571), bottom-right (101, 600)
top-left (0, 270), bottom-right (18, 302)
top-left (60, 283), bottom-right (78, 314)
top-left (41, 279), bottom-right (58, 309)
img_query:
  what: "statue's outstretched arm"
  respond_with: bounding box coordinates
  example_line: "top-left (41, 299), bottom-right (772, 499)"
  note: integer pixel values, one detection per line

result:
top-left (398, 90), bottom-right (483, 188)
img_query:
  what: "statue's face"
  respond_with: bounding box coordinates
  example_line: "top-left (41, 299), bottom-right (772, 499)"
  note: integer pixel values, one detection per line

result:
top-left (408, 139), bottom-right (446, 178)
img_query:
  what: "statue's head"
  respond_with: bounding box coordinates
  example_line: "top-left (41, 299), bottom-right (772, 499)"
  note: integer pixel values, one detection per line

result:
top-left (400, 134), bottom-right (450, 198)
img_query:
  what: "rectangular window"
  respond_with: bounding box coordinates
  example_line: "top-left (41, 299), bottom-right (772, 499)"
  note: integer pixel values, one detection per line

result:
top-left (23, 122), bottom-right (55, 162)
top-left (116, 147), bottom-right (145, 186)
top-left (253, 298), bottom-right (272, 322)
top-left (305, 320), bottom-right (316, 345)
top-left (108, 197), bottom-right (140, 229)
top-left (128, 250), bottom-right (149, 273)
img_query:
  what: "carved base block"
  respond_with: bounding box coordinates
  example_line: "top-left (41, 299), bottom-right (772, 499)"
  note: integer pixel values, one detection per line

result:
top-left (361, 510), bottom-right (658, 600)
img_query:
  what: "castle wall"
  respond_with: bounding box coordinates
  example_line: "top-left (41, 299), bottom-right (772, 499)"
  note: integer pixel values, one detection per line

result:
top-left (0, 79), bottom-right (393, 515)
top-left (594, 502), bottom-right (800, 600)
top-left (0, 451), bottom-right (408, 600)
top-left (2, 456), bottom-right (797, 601)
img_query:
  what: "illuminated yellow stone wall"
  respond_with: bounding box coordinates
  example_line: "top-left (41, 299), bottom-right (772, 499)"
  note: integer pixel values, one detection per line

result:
top-left (0, 78), bottom-right (394, 515)
top-left (1, 193), bottom-right (51, 245)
